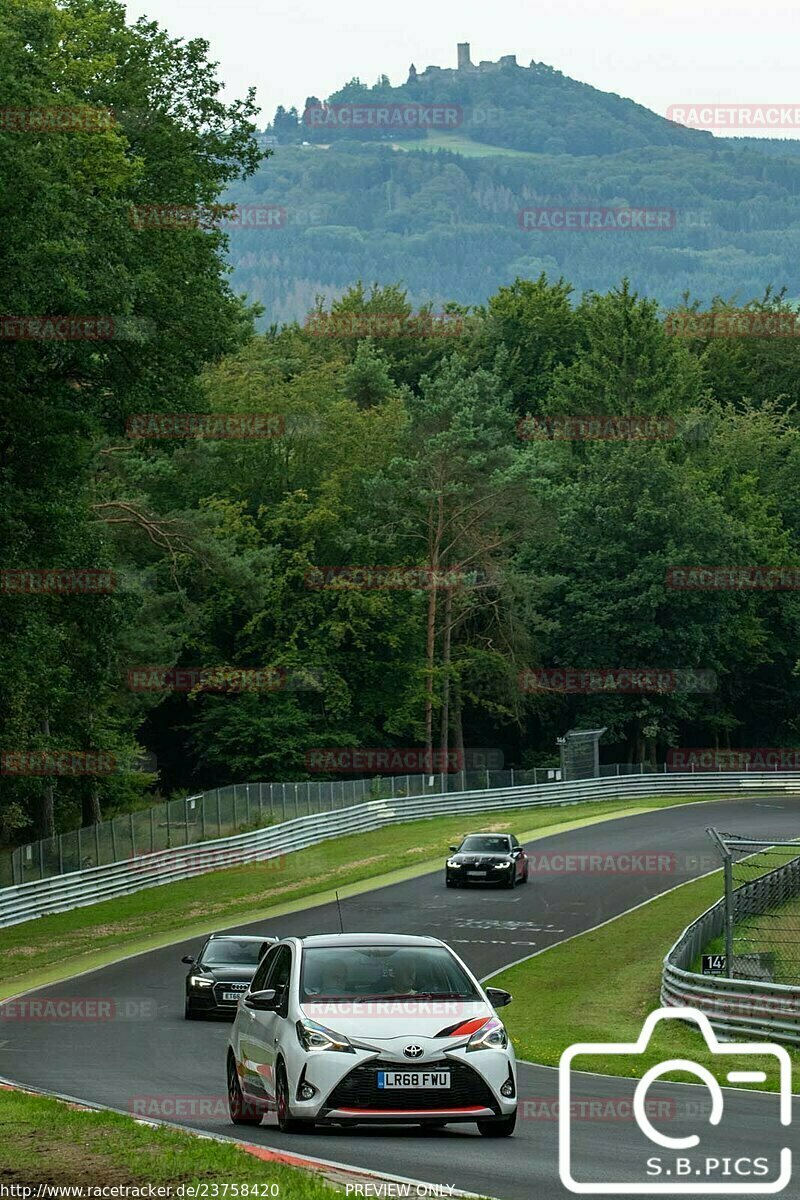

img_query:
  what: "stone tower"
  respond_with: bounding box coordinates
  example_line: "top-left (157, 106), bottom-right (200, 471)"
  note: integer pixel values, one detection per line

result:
top-left (457, 42), bottom-right (472, 70)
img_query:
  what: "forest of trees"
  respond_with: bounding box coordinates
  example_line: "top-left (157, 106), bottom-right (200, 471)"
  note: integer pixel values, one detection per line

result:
top-left (1, 0), bottom-right (799, 851)
top-left (226, 61), bottom-right (800, 324)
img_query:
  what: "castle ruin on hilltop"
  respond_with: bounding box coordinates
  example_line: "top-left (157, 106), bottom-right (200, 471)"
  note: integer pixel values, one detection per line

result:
top-left (407, 43), bottom-right (522, 84)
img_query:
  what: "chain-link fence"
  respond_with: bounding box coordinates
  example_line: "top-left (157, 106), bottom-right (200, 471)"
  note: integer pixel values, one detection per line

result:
top-left (707, 829), bottom-right (800, 984)
top-left (0, 765), bottom-right (563, 888)
top-left (0, 758), bottom-right (716, 890)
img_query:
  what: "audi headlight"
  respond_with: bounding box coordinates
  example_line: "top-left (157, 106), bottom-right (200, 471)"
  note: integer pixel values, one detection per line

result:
top-left (189, 975), bottom-right (213, 988)
top-left (466, 1017), bottom-right (508, 1052)
top-left (296, 1018), bottom-right (355, 1053)
top-left (447, 859), bottom-right (462, 868)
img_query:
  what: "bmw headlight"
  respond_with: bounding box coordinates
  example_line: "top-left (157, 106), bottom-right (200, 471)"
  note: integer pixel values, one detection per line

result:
top-left (493, 860), bottom-right (513, 870)
top-left (447, 859), bottom-right (462, 868)
top-left (189, 975), bottom-right (213, 988)
top-left (466, 1017), bottom-right (508, 1052)
top-left (296, 1018), bottom-right (355, 1053)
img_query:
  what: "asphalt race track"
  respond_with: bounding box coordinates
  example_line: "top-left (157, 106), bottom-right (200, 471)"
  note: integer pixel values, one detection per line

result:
top-left (2, 798), bottom-right (798, 1199)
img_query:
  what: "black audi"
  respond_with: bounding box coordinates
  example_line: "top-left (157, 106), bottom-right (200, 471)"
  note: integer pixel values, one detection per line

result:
top-left (183, 933), bottom-right (276, 1019)
top-left (445, 832), bottom-right (529, 888)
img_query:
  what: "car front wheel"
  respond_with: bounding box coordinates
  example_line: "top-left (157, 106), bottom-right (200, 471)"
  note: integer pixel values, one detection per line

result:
top-left (275, 1061), bottom-right (306, 1133)
top-left (477, 1111), bottom-right (517, 1137)
top-left (227, 1055), bottom-right (263, 1125)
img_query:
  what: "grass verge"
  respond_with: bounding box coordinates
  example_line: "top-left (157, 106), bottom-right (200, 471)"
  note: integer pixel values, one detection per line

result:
top-left (489, 873), bottom-right (800, 1093)
top-left (0, 1086), bottom-right (334, 1194)
top-left (0, 794), bottom-right (731, 1001)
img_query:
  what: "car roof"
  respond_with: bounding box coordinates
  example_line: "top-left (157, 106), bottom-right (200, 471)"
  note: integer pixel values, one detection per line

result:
top-left (294, 934), bottom-right (445, 948)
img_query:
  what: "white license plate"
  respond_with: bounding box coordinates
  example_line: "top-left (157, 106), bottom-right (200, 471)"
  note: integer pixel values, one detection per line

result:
top-left (467, 870), bottom-right (486, 877)
top-left (222, 991), bottom-right (243, 1001)
top-left (377, 1071), bottom-right (451, 1089)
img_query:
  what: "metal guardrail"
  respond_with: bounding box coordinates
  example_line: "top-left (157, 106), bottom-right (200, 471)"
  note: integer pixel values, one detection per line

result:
top-left (1, 770), bottom-right (798, 930)
top-left (5, 760), bottom-right (793, 889)
top-left (661, 846), bottom-right (800, 1045)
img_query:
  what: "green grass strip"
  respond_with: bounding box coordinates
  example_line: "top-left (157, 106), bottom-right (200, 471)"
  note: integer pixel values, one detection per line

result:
top-left (0, 1085), bottom-right (336, 1193)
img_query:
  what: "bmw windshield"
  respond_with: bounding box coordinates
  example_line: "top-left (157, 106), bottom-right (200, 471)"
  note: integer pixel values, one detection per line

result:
top-left (458, 836), bottom-right (511, 854)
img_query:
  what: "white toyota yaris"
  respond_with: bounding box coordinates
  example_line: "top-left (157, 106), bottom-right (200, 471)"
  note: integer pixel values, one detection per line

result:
top-left (227, 933), bottom-right (517, 1136)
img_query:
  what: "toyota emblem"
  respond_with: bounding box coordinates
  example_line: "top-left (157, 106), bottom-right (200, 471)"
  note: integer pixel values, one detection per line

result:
top-left (403, 1044), bottom-right (424, 1059)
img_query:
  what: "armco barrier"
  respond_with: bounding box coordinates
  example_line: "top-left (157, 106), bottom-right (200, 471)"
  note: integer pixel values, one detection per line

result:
top-left (662, 848), bottom-right (800, 1045)
top-left (1, 771), bottom-right (798, 929)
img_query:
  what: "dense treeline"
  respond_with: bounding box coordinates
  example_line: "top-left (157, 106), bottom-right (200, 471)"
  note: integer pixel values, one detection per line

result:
top-left (227, 135), bottom-right (800, 326)
top-left (231, 64), bottom-right (800, 324)
top-left (1, 1), bottom-right (799, 849)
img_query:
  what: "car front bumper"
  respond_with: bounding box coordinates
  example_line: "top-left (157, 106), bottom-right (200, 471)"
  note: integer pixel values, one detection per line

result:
top-left (282, 1044), bottom-right (517, 1124)
top-left (446, 867), bottom-right (515, 885)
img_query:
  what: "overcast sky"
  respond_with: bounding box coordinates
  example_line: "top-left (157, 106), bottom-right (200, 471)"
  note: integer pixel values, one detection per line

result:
top-left (128, 0), bottom-right (799, 138)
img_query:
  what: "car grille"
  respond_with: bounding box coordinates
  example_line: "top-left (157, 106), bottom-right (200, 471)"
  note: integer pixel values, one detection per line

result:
top-left (212, 981), bottom-right (249, 1006)
top-left (325, 1058), bottom-right (497, 1113)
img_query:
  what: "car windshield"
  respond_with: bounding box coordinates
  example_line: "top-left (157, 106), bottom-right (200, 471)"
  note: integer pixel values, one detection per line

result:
top-left (459, 835), bottom-right (510, 854)
top-left (300, 945), bottom-right (480, 1001)
top-left (200, 939), bottom-right (267, 965)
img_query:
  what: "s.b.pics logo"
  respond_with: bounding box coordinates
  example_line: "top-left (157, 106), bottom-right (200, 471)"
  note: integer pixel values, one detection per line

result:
top-left (559, 1008), bottom-right (792, 1194)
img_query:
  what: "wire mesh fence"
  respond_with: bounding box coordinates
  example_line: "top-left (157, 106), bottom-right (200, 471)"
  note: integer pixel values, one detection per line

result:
top-left (0, 758), bottom-right (732, 890)
top-left (707, 829), bottom-right (800, 984)
top-left (1, 764), bottom-right (578, 888)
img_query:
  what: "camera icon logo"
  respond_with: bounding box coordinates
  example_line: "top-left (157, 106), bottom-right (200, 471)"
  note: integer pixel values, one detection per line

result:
top-left (559, 1007), bottom-right (792, 1194)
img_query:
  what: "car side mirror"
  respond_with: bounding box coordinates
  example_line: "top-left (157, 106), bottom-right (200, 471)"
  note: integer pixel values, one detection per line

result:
top-left (485, 986), bottom-right (512, 1009)
top-left (244, 988), bottom-right (278, 1011)
top-left (449, 845), bottom-right (458, 852)
top-left (181, 955), bottom-right (195, 965)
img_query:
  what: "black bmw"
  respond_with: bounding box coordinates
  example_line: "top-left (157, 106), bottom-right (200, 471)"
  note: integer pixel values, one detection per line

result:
top-left (183, 933), bottom-right (276, 1019)
top-left (445, 832), bottom-right (529, 888)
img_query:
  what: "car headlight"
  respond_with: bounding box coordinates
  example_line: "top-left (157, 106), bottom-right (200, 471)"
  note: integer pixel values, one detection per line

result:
top-left (447, 859), bottom-right (462, 868)
top-left (189, 975), bottom-right (214, 988)
top-left (296, 1018), bottom-right (355, 1053)
top-left (466, 1017), bottom-right (508, 1052)
top-left (493, 860), bottom-right (513, 869)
